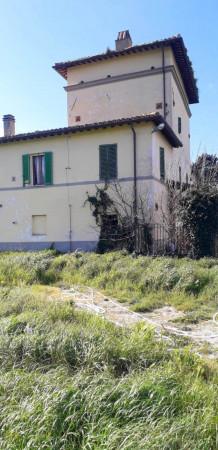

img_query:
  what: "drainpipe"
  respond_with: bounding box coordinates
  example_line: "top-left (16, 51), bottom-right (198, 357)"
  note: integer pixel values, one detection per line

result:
top-left (69, 204), bottom-right (72, 252)
top-left (162, 46), bottom-right (166, 119)
top-left (131, 125), bottom-right (138, 252)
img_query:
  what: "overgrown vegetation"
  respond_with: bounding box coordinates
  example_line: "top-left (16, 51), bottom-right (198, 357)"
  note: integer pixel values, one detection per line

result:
top-left (85, 183), bottom-right (152, 254)
top-left (85, 154), bottom-right (218, 257)
top-left (166, 153), bottom-right (218, 258)
top-left (0, 278), bottom-right (217, 448)
top-left (0, 250), bottom-right (217, 322)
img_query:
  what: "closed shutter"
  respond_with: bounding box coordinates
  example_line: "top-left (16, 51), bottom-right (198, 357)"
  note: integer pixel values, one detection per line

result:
top-left (44, 152), bottom-right (53, 185)
top-left (22, 154), bottom-right (30, 185)
top-left (160, 147), bottom-right (165, 181)
top-left (99, 144), bottom-right (117, 180)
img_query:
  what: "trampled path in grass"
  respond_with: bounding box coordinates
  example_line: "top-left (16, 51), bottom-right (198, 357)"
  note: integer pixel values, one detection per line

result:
top-left (56, 285), bottom-right (218, 359)
top-left (0, 252), bottom-right (217, 448)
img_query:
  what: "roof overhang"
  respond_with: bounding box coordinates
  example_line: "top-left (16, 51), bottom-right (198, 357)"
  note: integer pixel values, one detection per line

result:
top-left (0, 113), bottom-right (182, 148)
top-left (53, 35), bottom-right (198, 104)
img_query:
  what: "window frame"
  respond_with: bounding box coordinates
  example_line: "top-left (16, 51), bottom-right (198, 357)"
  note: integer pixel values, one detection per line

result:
top-left (32, 214), bottom-right (47, 236)
top-left (99, 144), bottom-right (118, 181)
top-left (179, 166), bottom-right (182, 185)
top-left (22, 152), bottom-right (53, 187)
top-left (159, 147), bottom-right (165, 181)
top-left (178, 117), bottom-right (182, 134)
top-left (31, 153), bottom-right (46, 186)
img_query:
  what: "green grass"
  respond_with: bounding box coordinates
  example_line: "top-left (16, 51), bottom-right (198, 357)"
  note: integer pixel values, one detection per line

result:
top-left (0, 285), bottom-right (216, 449)
top-left (0, 250), bottom-right (217, 322)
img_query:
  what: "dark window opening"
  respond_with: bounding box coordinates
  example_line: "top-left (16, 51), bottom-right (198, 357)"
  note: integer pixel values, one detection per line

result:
top-left (160, 147), bottom-right (165, 181)
top-left (179, 166), bottom-right (182, 185)
top-left (101, 214), bottom-right (118, 235)
top-left (178, 117), bottom-right (182, 134)
top-left (99, 144), bottom-right (117, 180)
top-left (32, 155), bottom-right (45, 185)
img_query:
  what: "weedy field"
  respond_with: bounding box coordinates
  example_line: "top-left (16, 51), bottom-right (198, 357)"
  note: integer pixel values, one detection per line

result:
top-left (0, 251), bottom-right (217, 449)
top-left (0, 250), bottom-right (218, 322)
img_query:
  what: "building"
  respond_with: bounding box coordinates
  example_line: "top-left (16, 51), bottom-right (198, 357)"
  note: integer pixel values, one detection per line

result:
top-left (0, 31), bottom-right (198, 251)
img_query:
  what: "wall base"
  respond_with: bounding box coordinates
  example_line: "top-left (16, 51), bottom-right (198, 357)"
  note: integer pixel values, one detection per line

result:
top-left (0, 241), bottom-right (98, 253)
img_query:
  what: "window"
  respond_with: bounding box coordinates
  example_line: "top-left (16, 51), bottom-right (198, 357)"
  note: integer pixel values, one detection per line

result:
top-left (22, 152), bottom-right (53, 186)
top-left (179, 166), bottom-right (182, 185)
top-left (186, 173), bottom-right (189, 184)
top-left (32, 155), bottom-right (45, 185)
top-left (101, 214), bottom-right (118, 235)
top-left (99, 144), bottom-right (117, 180)
top-left (32, 215), bottom-right (47, 235)
top-left (178, 117), bottom-right (182, 134)
top-left (159, 147), bottom-right (165, 181)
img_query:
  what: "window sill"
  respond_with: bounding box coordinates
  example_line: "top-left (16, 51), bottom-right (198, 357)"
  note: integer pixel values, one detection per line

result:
top-left (99, 178), bottom-right (118, 182)
top-left (24, 184), bottom-right (50, 188)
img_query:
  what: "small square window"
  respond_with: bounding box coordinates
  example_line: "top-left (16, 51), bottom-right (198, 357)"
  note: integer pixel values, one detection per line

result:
top-left (32, 215), bottom-right (47, 235)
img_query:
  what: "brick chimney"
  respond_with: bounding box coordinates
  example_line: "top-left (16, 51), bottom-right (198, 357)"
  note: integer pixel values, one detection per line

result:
top-left (115, 30), bottom-right (132, 51)
top-left (3, 114), bottom-right (15, 137)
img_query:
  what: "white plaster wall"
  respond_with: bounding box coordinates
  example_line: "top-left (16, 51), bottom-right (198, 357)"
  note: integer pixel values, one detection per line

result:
top-left (170, 76), bottom-right (191, 181)
top-left (66, 48), bottom-right (173, 85)
top-left (67, 74), bottom-right (166, 126)
top-left (0, 123), bottom-right (154, 246)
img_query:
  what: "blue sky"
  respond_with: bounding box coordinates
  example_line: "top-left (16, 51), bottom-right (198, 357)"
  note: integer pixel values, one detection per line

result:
top-left (0, 0), bottom-right (217, 160)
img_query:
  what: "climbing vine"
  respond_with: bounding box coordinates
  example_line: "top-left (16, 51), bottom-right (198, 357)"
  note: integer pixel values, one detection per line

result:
top-left (85, 184), bottom-right (152, 254)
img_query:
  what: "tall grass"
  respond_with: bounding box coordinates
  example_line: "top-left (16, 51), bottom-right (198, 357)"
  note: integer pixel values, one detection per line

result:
top-left (0, 251), bottom-right (217, 321)
top-left (0, 286), bottom-right (216, 449)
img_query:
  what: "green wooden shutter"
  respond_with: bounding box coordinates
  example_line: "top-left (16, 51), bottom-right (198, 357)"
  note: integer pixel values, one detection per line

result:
top-left (45, 152), bottom-right (53, 185)
top-left (178, 117), bottom-right (182, 134)
top-left (108, 145), bottom-right (117, 179)
top-left (22, 154), bottom-right (30, 185)
top-left (99, 144), bottom-right (117, 180)
top-left (160, 147), bottom-right (165, 181)
top-left (99, 145), bottom-right (108, 180)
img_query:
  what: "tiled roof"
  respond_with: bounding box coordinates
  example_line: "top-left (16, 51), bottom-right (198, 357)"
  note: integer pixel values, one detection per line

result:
top-left (0, 113), bottom-right (182, 148)
top-left (53, 35), bottom-right (198, 104)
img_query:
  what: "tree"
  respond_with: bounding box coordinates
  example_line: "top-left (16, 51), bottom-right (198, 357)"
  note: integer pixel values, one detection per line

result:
top-left (192, 153), bottom-right (218, 186)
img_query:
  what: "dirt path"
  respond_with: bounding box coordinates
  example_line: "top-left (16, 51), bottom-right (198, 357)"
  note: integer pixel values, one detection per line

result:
top-left (58, 286), bottom-right (218, 359)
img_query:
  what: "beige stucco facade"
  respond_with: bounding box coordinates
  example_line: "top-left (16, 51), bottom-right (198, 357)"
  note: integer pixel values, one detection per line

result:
top-left (0, 32), bottom-right (198, 251)
top-left (0, 123), bottom-right (173, 250)
top-left (65, 45), bottom-right (191, 178)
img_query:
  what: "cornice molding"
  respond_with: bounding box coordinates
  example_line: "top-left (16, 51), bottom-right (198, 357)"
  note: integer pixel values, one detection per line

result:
top-left (65, 65), bottom-right (191, 117)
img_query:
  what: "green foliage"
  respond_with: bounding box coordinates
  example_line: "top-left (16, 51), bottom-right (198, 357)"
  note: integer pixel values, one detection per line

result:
top-left (85, 184), bottom-right (113, 226)
top-left (0, 285), bottom-right (216, 448)
top-left (180, 185), bottom-right (218, 257)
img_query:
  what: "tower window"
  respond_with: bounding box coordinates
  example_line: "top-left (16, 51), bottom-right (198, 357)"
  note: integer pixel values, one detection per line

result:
top-left (178, 117), bottom-right (182, 134)
top-left (179, 166), bottom-right (182, 185)
top-left (159, 147), bottom-right (165, 181)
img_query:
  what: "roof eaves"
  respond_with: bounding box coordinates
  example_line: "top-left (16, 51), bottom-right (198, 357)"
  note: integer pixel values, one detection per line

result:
top-left (0, 114), bottom-right (182, 148)
top-left (53, 35), bottom-right (198, 104)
